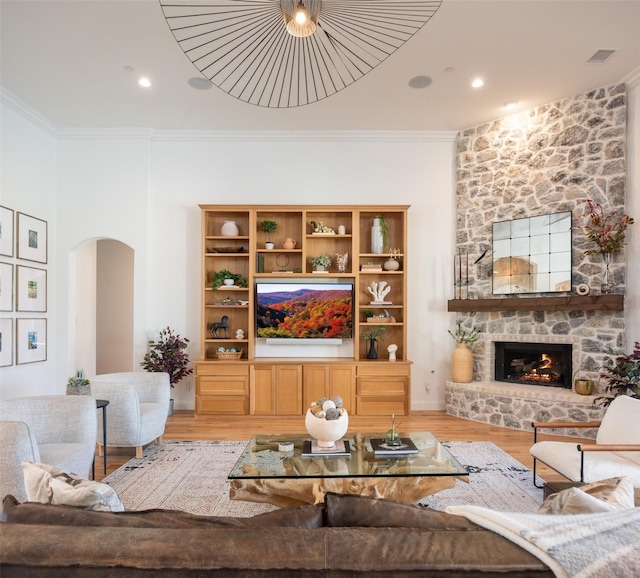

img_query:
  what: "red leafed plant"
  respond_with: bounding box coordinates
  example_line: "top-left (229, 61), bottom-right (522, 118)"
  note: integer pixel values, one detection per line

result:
top-left (595, 342), bottom-right (640, 407)
top-left (141, 326), bottom-right (193, 387)
top-left (582, 200), bottom-right (634, 255)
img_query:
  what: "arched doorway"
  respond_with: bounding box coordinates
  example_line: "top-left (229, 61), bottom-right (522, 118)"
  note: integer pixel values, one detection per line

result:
top-left (73, 239), bottom-right (134, 375)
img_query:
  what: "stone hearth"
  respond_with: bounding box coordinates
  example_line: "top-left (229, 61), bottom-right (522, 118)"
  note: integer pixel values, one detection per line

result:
top-left (445, 380), bottom-right (604, 439)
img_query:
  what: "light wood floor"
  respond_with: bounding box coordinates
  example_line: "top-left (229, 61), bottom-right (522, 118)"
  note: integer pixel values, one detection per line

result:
top-left (95, 410), bottom-right (583, 485)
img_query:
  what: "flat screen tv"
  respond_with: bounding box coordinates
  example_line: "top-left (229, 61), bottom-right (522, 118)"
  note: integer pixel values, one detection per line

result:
top-left (256, 281), bottom-right (353, 339)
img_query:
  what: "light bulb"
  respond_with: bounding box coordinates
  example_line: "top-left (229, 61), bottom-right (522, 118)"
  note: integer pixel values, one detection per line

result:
top-left (295, 7), bottom-right (308, 24)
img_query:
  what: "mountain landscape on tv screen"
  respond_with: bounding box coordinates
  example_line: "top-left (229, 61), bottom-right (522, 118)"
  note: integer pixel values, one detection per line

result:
top-left (257, 287), bottom-right (352, 338)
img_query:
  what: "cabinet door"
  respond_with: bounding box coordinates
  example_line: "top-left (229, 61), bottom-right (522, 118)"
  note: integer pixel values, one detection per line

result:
top-left (250, 365), bottom-right (275, 415)
top-left (275, 365), bottom-right (303, 415)
top-left (303, 366), bottom-right (328, 408)
top-left (329, 365), bottom-right (355, 411)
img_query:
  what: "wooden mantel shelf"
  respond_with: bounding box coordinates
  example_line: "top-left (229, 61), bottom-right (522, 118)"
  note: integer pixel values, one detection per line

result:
top-left (448, 294), bottom-right (624, 313)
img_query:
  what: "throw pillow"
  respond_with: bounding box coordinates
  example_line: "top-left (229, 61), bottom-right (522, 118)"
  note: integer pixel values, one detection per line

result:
top-left (22, 462), bottom-right (124, 512)
top-left (538, 476), bottom-right (635, 515)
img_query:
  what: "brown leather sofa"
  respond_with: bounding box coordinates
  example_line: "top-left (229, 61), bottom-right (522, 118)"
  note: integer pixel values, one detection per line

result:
top-left (0, 493), bottom-right (552, 577)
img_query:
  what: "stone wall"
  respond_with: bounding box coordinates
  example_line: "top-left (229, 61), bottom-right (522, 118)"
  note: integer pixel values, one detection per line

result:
top-left (455, 83), bottom-right (628, 388)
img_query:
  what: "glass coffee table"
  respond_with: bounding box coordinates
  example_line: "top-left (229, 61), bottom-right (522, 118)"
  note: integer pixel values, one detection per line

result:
top-left (228, 432), bottom-right (468, 507)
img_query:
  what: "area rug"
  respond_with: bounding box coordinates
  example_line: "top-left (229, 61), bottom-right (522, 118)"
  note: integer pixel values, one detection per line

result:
top-left (103, 440), bottom-right (544, 517)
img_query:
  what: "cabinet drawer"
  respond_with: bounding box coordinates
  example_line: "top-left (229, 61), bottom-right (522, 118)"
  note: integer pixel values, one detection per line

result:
top-left (198, 376), bottom-right (249, 396)
top-left (357, 377), bottom-right (408, 396)
top-left (357, 364), bottom-right (410, 377)
top-left (196, 364), bottom-right (249, 377)
top-left (356, 397), bottom-right (407, 416)
top-left (197, 396), bottom-right (248, 415)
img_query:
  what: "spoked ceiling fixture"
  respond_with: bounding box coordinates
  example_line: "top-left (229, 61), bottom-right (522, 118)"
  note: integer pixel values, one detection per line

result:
top-left (160, 0), bottom-right (442, 108)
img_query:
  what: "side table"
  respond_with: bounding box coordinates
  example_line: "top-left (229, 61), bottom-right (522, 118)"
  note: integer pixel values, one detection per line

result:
top-left (93, 399), bottom-right (109, 479)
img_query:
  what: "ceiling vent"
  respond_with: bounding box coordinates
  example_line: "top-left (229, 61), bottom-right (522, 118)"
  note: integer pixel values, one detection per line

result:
top-left (587, 49), bottom-right (617, 64)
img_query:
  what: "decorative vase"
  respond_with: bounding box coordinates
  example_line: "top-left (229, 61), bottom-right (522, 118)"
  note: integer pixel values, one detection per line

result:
top-left (282, 238), bottom-right (296, 249)
top-left (450, 342), bottom-right (473, 383)
top-left (601, 252), bottom-right (614, 294)
top-left (371, 218), bottom-right (383, 254)
top-left (383, 257), bottom-right (399, 271)
top-left (305, 408), bottom-right (349, 448)
top-left (221, 220), bottom-right (239, 236)
top-left (367, 339), bottom-right (378, 359)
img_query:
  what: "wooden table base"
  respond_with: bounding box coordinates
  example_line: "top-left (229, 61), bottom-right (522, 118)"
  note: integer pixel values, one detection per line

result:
top-left (230, 474), bottom-right (467, 508)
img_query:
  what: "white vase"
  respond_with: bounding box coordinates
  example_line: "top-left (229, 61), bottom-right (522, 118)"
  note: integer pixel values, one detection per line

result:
top-left (383, 258), bottom-right (399, 271)
top-left (305, 408), bottom-right (349, 448)
top-left (221, 221), bottom-right (239, 236)
top-left (371, 218), bottom-right (383, 254)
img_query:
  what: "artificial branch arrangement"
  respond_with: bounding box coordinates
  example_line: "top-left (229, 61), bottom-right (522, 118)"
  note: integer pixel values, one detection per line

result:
top-left (448, 321), bottom-right (480, 345)
top-left (141, 326), bottom-right (194, 387)
top-left (582, 200), bottom-right (634, 254)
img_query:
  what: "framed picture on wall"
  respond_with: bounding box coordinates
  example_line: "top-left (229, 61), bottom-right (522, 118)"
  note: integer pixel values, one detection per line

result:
top-left (16, 265), bottom-right (47, 312)
top-left (0, 206), bottom-right (14, 257)
top-left (0, 318), bottom-right (13, 366)
top-left (17, 212), bottom-right (48, 264)
top-left (16, 318), bottom-right (47, 364)
top-left (0, 262), bottom-right (14, 311)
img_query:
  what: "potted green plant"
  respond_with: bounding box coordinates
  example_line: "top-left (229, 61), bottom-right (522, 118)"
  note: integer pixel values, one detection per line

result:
top-left (260, 220), bottom-right (278, 249)
top-left (212, 269), bottom-right (248, 290)
top-left (66, 369), bottom-right (91, 396)
top-left (141, 327), bottom-right (194, 415)
top-left (595, 342), bottom-right (640, 407)
top-left (362, 326), bottom-right (386, 359)
top-left (448, 321), bottom-right (480, 383)
top-left (310, 254), bottom-right (331, 272)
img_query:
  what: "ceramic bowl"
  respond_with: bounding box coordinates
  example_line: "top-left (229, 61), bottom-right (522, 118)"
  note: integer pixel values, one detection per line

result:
top-left (223, 278), bottom-right (235, 286)
top-left (305, 408), bottom-right (348, 448)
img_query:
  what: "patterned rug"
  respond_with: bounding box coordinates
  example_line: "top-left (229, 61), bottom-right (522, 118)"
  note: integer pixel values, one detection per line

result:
top-left (103, 440), bottom-right (544, 517)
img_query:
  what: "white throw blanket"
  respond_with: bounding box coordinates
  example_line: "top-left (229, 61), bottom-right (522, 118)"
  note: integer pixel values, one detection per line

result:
top-left (446, 505), bottom-right (640, 578)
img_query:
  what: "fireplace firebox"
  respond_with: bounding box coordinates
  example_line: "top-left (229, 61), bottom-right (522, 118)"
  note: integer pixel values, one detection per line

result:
top-left (494, 342), bottom-right (572, 389)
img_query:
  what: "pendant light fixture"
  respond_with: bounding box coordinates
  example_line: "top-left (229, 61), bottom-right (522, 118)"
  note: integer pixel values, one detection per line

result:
top-left (283, 1), bottom-right (320, 38)
top-left (160, 0), bottom-right (442, 108)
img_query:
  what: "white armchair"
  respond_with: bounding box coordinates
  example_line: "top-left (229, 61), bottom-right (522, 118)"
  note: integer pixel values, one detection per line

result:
top-left (90, 372), bottom-right (170, 458)
top-left (530, 395), bottom-right (640, 488)
top-left (0, 395), bottom-right (98, 504)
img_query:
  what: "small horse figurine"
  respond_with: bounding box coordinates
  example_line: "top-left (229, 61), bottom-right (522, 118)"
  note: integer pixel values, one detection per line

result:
top-left (211, 315), bottom-right (229, 338)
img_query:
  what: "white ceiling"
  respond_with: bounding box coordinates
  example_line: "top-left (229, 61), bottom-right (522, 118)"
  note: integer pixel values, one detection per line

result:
top-left (1, 0), bottom-right (640, 132)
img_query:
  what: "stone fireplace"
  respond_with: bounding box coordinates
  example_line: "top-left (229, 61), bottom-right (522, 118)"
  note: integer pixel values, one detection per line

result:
top-left (445, 83), bottom-right (628, 437)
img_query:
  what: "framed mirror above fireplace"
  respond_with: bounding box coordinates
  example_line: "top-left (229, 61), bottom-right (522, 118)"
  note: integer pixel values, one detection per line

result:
top-left (492, 211), bottom-right (571, 295)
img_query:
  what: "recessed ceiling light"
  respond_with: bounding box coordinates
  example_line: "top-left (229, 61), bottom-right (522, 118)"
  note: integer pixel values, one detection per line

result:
top-left (138, 77), bottom-right (152, 88)
top-left (503, 101), bottom-right (519, 110)
top-left (444, 67), bottom-right (454, 73)
top-left (471, 78), bottom-right (484, 88)
top-left (188, 77), bottom-right (213, 90)
top-left (408, 75), bottom-right (432, 89)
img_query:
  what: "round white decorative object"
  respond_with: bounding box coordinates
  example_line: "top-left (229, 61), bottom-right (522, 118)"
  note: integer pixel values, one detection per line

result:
top-left (223, 278), bottom-right (235, 286)
top-left (576, 283), bottom-right (590, 296)
top-left (322, 399), bottom-right (336, 411)
top-left (221, 220), bottom-right (239, 236)
top-left (305, 408), bottom-right (349, 448)
top-left (383, 258), bottom-right (400, 271)
top-left (278, 442), bottom-right (294, 452)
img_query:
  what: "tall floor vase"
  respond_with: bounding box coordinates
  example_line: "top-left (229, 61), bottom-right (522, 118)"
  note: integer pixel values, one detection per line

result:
top-left (451, 343), bottom-right (473, 383)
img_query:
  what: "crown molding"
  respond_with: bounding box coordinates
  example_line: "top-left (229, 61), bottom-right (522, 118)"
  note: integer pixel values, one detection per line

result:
top-left (623, 65), bottom-right (640, 89)
top-left (0, 86), bottom-right (58, 137)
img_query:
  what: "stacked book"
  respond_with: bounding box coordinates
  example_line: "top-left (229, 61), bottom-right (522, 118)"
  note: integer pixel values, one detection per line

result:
top-left (360, 263), bottom-right (383, 272)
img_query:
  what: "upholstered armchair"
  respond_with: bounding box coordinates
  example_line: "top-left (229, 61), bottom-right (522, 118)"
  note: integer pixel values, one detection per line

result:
top-left (0, 395), bottom-right (98, 505)
top-left (530, 395), bottom-right (640, 488)
top-left (90, 372), bottom-right (170, 458)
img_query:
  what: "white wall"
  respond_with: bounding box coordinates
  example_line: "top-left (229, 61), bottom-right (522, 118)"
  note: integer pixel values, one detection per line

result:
top-left (626, 73), bottom-right (640, 346)
top-left (0, 95), bottom-right (58, 398)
